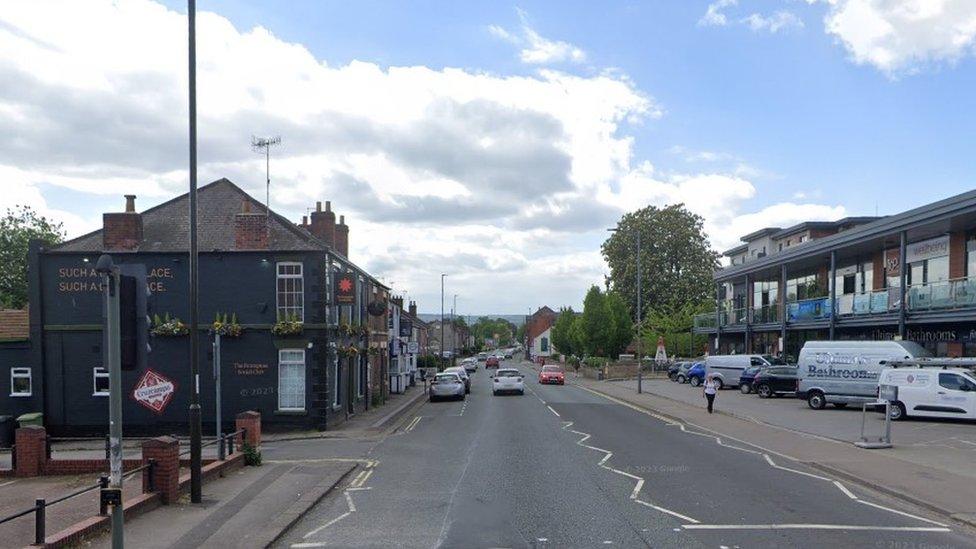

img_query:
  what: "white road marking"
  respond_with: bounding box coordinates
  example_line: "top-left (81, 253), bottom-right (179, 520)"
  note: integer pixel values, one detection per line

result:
top-left (403, 416), bottom-right (422, 432)
top-left (681, 524), bottom-right (951, 532)
top-left (0, 480), bottom-right (15, 488)
top-left (635, 498), bottom-right (700, 523)
top-left (546, 405), bottom-right (560, 417)
top-left (301, 491), bottom-right (358, 539)
top-left (573, 383), bottom-right (952, 531)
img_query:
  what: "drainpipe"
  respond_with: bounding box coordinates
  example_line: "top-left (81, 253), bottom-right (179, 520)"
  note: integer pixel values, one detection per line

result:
top-left (744, 274), bottom-right (752, 354)
top-left (899, 231), bottom-right (907, 340)
top-left (829, 250), bottom-right (836, 340)
top-left (780, 264), bottom-right (787, 359)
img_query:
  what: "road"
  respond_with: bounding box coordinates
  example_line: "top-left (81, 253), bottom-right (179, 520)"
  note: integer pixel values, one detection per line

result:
top-left (272, 360), bottom-right (976, 548)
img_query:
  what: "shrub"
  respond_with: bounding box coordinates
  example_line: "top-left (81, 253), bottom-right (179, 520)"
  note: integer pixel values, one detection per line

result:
top-left (583, 356), bottom-right (609, 369)
top-left (242, 442), bottom-right (262, 466)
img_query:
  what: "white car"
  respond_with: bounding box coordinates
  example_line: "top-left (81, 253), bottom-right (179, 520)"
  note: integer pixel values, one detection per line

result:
top-left (878, 363), bottom-right (976, 420)
top-left (443, 366), bottom-right (471, 393)
top-left (461, 358), bottom-right (478, 373)
top-left (430, 373), bottom-right (465, 401)
top-left (492, 368), bottom-right (525, 395)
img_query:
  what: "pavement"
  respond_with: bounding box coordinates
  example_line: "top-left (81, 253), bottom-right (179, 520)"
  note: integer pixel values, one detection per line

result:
top-left (272, 359), bottom-right (976, 548)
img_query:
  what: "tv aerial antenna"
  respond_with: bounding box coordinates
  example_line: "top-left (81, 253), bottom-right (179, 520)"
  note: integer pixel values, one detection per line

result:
top-left (251, 135), bottom-right (281, 225)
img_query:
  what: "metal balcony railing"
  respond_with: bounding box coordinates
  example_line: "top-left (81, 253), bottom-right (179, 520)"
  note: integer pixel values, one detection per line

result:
top-left (750, 305), bottom-right (779, 324)
top-left (785, 296), bottom-right (833, 322)
top-left (907, 276), bottom-right (976, 311)
top-left (693, 313), bottom-right (717, 329)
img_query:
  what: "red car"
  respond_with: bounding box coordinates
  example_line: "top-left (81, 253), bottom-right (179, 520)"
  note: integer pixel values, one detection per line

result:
top-left (538, 365), bottom-right (565, 385)
top-left (486, 356), bottom-right (500, 369)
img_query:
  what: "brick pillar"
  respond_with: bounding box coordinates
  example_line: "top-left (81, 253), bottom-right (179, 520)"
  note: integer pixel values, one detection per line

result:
top-left (14, 426), bottom-right (47, 477)
top-left (873, 250), bottom-right (884, 290)
top-left (235, 411), bottom-right (261, 448)
top-left (142, 436), bottom-right (180, 504)
top-left (949, 231), bottom-right (966, 279)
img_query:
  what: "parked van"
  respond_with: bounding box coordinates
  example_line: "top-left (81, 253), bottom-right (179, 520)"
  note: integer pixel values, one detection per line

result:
top-left (796, 340), bottom-right (931, 410)
top-left (705, 355), bottom-right (781, 389)
top-left (878, 360), bottom-right (976, 421)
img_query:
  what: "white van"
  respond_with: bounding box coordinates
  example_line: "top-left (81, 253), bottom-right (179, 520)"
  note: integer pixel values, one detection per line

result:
top-left (796, 340), bottom-right (931, 410)
top-left (878, 361), bottom-right (976, 421)
top-left (705, 355), bottom-right (781, 389)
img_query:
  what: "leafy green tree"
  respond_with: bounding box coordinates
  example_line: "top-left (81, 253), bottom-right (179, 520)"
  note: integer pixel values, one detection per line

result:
top-left (0, 206), bottom-right (64, 308)
top-left (515, 322), bottom-right (526, 344)
top-left (643, 301), bottom-right (712, 358)
top-left (602, 204), bottom-right (719, 320)
top-left (579, 285), bottom-right (609, 356)
top-left (605, 292), bottom-right (633, 359)
top-left (550, 307), bottom-right (578, 357)
top-left (469, 317), bottom-right (515, 347)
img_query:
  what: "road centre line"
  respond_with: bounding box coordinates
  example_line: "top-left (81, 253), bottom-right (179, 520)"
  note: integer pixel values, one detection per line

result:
top-left (681, 524), bottom-right (951, 532)
top-left (546, 405), bottom-right (560, 417)
top-left (573, 383), bottom-right (951, 530)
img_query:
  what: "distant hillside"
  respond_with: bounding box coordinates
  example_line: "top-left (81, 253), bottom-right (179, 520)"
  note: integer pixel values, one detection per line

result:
top-left (417, 313), bottom-right (527, 326)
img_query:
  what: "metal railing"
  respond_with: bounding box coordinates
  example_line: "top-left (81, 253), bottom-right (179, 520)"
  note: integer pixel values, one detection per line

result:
top-left (750, 304), bottom-right (779, 324)
top-left (786, 296), bottom-right (833, 321)
top-left (0, 460), bottom-right (155, 545)
top-left (908, 276), bottom-right (976, 311)
top-left (178, 429), bottom-right (246, 461)
top-left (723, 307), bottom-right (748, 326)
top-left (693, 313), bottom-right (716, 329)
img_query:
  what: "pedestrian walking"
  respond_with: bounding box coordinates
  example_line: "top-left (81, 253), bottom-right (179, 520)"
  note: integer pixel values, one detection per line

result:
top-left (703, 374), bottom-right (718, 414)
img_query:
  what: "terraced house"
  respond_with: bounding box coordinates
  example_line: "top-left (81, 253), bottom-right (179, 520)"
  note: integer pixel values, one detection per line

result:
top-left (695, 189), bottom-right (976, 359)
top-left (7, 179), bottom-right (398, 435)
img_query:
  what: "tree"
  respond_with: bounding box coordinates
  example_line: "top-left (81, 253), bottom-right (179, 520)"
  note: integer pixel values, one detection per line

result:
top-left (550, 307), bottom-right (578, 357)
top-left (643, 301), bottom-right (712, 359)
top-left (0, 205), bottom-right (64, 309)
top-left (579, 286), bottom-right (610, 356)
top-left (469, 317), bottom-right (515, 347)
top-left (605, 292), bottom-right (633, 359)
top-left (602, 204), bottom-right (719, 321)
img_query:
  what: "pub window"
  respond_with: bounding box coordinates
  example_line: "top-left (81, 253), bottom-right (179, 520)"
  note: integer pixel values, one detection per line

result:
top-left (276, 262), bottom-right (304, 322)
top-left (278, 350), bottom-right (306, 411)
top-left (10, 367), bottom-right (31, 397)
top-left (93, 367), bottom-right (110, 396)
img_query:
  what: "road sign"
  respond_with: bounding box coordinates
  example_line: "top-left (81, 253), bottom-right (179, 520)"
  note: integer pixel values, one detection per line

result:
top-left (879, 384), bottom-right (898, 402)
top-left (407, 341), bottom-right (419, 353)
top-left (132, 369), bottom-right (177, 414)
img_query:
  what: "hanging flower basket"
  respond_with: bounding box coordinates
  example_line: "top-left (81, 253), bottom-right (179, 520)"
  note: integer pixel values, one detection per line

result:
top-left (339, 322), bottom-right (354, 336)
top-left (272, 314), bottom-right (304, 337)
top-left (151, 313), bottom-right (189, 337)
top-left (211, 312), bottom-right (243, 337)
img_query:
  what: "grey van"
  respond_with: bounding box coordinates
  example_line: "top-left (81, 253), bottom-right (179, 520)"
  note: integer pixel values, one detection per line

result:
top-left (705, 354), bottom-right (783, 389)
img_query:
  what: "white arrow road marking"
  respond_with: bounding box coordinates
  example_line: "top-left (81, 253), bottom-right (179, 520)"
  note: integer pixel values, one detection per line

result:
top-left (574, 384), bottom-right (950, 530)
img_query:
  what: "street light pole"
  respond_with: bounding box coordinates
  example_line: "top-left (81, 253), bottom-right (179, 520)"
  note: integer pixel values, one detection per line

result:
top-left (187, 0), bottom-right (203, 503)
top-left (96, 255), bottom-right (123, 549)
top-left (452, 294), bottom-right (457, 356)
top-left (440, 274), bottom-right (446, 365)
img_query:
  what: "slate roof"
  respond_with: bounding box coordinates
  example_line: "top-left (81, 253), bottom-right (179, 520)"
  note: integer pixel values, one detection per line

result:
top-left (0, 308), bottom-right (29, 341)
top-left (54, 179), bottom-right (323, 253)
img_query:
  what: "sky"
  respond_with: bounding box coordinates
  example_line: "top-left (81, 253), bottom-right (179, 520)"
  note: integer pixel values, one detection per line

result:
top-left (3, 0), bottom-right (976, 315)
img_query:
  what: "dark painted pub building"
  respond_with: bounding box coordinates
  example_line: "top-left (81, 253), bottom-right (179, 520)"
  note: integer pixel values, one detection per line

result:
top-left (694, 189), bottom-right (976, 360)
top-left (6, 178), bottom-right (392, 435)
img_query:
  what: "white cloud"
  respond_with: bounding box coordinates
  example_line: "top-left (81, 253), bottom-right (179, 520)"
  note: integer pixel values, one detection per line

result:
top-left (819, 0), bottom-right (976, 76)
top-left (0, 0), bottom-right (845, 313)
top-left (490, 8), bottom-right (586, 64)
top-left (741, 10), bottom-right (805, 33)
top-left (699, 0), bottom-right (739, 27)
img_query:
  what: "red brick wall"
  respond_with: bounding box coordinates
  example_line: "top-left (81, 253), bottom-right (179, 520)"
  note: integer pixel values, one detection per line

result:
top-left (102, 212), bottom-right (143, 250)
top-left (310, 202), bottom-right (336, 247)
top-left (335, 219), bottom-right (349, 256)
top-left (236, 411), bottom-right (261, 448)
top-left (949, 231), bottom-right (966, 279)
top-left (14, 426), bottom-right (46, 477)
top-left (234, 213), bottom-right (269, 250)
top-left (142, 436), bottom-right (180, 504)
top-left (873, 250), bottom-right (884, 289)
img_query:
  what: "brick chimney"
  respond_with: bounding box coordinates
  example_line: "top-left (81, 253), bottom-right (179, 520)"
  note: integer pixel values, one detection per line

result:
top-left (335, 214), bottom-right (349, 257)
top-left (309, 201), bottom-right (336, 248)
top-left (408, 301), bottom-right (417, 317)
top-left (234, 200), bottom-right (268, 250)
top-left (103, 194), bottom-right (143, 251)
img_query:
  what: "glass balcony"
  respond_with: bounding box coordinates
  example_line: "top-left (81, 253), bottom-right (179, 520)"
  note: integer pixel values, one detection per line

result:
top-left (837, 289), bottom-right (893, 316)
top-left (693, 312), bottom-right (717, 329)
top-left (750, 304), bottom-right (779, 324)
top-left (724, 307), bottom-right (748, 326)
top-left (907, 277), bottom-right (976, 311)
top-left (786, 296), bottom-right (833, 322)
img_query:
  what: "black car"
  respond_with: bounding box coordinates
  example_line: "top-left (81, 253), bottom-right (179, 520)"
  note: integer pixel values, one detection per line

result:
top-left (752, 366), bottom-right (799, 398)
top-left (737, 366), bottom-right (765, 394)
top-left (668, 361), bottom-right (690, 381)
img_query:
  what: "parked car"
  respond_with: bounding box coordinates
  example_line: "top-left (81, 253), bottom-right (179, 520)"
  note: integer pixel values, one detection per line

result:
top-left (492, 368), bottom-right (525, 395)
top-left (538, 365), bottom-right (565, 385)
top-left (486, 356), bottom-right (501, 369)
top-left (705, 354), bottom-right (781, 390)
top-left (878, 361), bottom-right (976, 420)
top-left (796, 341), bottom-right (930, 410)
top-left (753, 366), bottom-right (800, 398)
top-left (738, 366), bottom-right (766, 394)
top-left (461, 358), bottom-right (478, 373)
top-left (504, 351), bottom-right (514, 359)
top-left (443, 366), bottom-right (471, 393)
top-left (674, 362), bottom-right (696, 384)
top-left (476, 352), bottom-right (489, 362)
top-left (686, 362), bottom-right (706, 386)
top-left (668, 361), bottom-right (690, 381)
top-left (429, 372), bottom-right (466, 401)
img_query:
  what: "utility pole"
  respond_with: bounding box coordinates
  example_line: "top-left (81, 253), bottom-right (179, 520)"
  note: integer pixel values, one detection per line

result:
top-left (440, 274), bottom-right (446, 365)
top-left (214, 332), bottom-right (222, 455)
top-left (251, 135), bottom-right (281, 226)
top-left (96, 255), bottom-right (123, 549)
top-left (187, 0), bottom-right (203, 504)
top-left (452, 294), bottom-right (457, 357)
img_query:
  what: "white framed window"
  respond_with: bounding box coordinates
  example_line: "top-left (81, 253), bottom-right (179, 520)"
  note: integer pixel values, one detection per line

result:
top-left (331, 355), bottom-right (340, 408)
top-left (276, 262), bottom-right (304, 322)
top-left (93, 367), bottom-right (110, 396)
top-left (278, 349), bottom-right (306, 411)
top-left (10, 367), bottom-right (31, 397)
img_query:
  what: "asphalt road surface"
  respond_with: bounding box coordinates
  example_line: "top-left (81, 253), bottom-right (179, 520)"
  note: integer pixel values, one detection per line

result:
top-left (273, 360), bottom-right (976, 548)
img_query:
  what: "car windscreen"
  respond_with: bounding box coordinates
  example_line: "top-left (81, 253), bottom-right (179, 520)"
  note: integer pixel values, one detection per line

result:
top-left (435, 375), bottom-right (459, 383)
top-left (496, 370), bottom-right (521, 377)
top-left (542, 366), bottom-right (562, 372)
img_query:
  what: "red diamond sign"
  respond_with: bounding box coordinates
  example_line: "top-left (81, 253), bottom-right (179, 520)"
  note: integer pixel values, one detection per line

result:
top-left (132, 369), bottom-right (177, 414)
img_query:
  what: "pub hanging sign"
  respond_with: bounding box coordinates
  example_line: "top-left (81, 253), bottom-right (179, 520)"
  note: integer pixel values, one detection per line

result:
top-left (335, 274), bottom-right (356, 305)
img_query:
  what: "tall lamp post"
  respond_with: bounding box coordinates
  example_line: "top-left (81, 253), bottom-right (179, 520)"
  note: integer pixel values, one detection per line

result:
top-left (608, 225), bottom-right (642, 394)
top-left (440, 274), bottom-right (447, 365)
top-left (187, 0), bottom-right (203, 502)
top-left (452, 294), bottom-right (458, 357)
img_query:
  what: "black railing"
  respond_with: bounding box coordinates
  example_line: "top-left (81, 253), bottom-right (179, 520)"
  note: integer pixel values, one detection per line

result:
top-left (177, 429), bottom-right (245, 461)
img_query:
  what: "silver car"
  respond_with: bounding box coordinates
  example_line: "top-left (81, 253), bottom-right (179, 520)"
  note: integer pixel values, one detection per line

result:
top-left (443, 366), bottom-right (471, 394)
top-left (429, 373), bottom-right (465, 401)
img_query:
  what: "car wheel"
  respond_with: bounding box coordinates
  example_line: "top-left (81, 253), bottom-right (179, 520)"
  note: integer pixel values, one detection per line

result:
top-left (739, 383), bottom-right (751, 394)
top-left (492, 390), bottom-right (497, 396)
top-left (756, 384), bottom-right (772, 398)
top-left (676, 374), bottom-right (686, 384)
top-left (690, 376), bottom-right (702, 387)
top-left (460, 394), bottom-right (466, 401)
top-left (807, 391), bottom-right (827, 410)
top-left (714, 378), bottom-right (724, 390)
top-left (668, 373), bottom-right (677, 381)
top-left (466, 386), bottom-right (470, 394)
top-left (833, 403), bottom-right (848, 409)
top-left (888, 401), bottom-right (906, 420)
top-left (429, 395), bottom-right (437, 402)
top-left (519, 389), bottom-right (524, 395)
